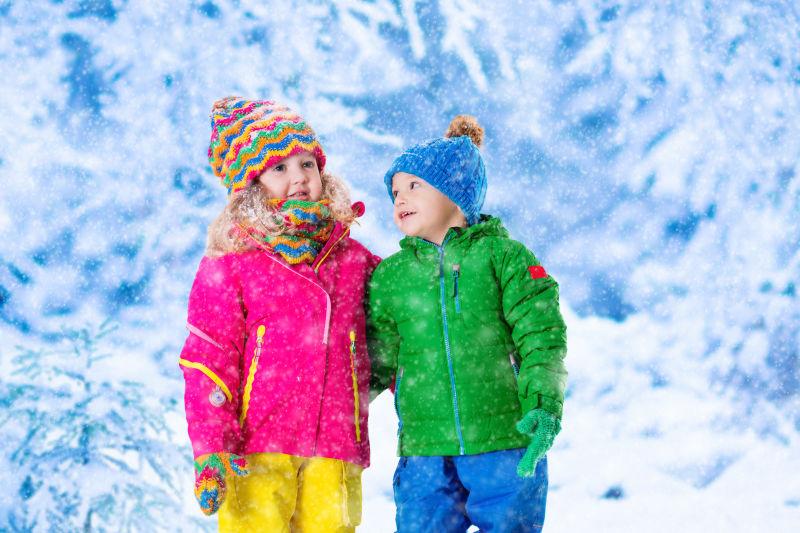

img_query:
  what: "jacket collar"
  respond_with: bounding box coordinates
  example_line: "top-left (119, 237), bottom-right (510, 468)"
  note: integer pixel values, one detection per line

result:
top-left (311, 201), bottom-right (365, 272)
top-left (399, 215), bottom-right (508, 253)
top-left (312, 221), bottom-right (349, 271)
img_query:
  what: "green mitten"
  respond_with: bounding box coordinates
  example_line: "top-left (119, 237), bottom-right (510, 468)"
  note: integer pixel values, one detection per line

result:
top-left (515, 409), bottom-right (561, 478)
top-left (194, 452), bottom-right (249, 515)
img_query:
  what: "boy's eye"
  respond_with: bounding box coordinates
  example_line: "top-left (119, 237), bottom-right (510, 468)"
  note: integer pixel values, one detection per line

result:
top-left (410, 181), bottom-right (420, 189)
top-left (392, 190), bottom-right (398, 198)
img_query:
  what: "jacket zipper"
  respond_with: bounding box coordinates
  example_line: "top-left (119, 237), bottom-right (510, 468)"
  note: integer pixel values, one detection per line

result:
top-left (432, 234), bottom-right (466, 455)
top-left (394, 366), bottom-right (404, 438)
top-left (452, 264), bottom-right (461, 313)
top-left (509, 352), bottom-right (520, 378)
top-left (239, 324), bottom-right (266, 427)
top-left (314, 227), bottom-right (350, 273)
top-left (348, 330), bottom-right (361, 443)
top-left (260, 254), bottom-right (332, 345)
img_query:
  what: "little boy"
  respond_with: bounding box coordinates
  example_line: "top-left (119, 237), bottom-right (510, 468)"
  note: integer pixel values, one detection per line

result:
top-left (367, 116), bottom-right (567, 532)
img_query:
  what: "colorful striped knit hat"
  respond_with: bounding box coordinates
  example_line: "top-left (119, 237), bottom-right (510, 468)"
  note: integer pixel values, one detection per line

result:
top-left (208, 96), bottom-right (327, 194)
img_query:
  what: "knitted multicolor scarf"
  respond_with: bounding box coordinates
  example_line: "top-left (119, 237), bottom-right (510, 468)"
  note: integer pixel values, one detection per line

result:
top-left (239, 199), bottom-right (335, 264)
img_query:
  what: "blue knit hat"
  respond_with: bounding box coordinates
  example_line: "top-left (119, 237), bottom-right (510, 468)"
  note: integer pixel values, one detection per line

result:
top-left (383, 116), bottom-right (487, 225)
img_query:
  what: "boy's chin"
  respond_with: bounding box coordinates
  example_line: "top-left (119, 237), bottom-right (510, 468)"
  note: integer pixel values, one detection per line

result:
top-left (395, 222), bottom-right (420, 239)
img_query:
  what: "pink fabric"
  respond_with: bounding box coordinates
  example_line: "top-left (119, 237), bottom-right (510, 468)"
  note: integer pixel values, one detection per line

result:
top-left (179, 218), bottom-right (381, 468)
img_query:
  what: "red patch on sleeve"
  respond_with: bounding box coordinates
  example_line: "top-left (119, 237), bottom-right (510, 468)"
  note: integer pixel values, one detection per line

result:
top-left (528, 265), bottom-right (547, 279)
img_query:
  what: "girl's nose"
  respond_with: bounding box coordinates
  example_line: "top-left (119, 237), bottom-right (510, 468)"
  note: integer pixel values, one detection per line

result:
top-left (290, 169), bottom-right (308, 184)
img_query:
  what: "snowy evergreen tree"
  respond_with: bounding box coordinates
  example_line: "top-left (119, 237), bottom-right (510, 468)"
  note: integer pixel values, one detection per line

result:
top-left (0, 321), bottom-right (201, 532)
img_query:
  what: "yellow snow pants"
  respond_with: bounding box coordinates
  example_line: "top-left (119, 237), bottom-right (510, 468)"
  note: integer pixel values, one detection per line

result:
top-left (218, 453), bottom-right (363, 533)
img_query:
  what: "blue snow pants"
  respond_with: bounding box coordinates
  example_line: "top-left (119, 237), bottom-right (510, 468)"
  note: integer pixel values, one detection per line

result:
top-left (393, 448), bottom-right (548, 532)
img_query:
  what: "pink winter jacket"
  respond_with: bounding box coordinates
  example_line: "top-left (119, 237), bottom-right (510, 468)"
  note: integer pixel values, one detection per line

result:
top-left (179, 205), bottom-right (380, 468)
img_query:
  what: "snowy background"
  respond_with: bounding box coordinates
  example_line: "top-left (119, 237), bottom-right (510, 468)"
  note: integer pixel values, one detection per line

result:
top-left (1, 0), bottom-right (799, 531)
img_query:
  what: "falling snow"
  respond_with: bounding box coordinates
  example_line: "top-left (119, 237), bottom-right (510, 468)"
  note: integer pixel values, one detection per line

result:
top-left (1, 1), bottom-right (798, 531)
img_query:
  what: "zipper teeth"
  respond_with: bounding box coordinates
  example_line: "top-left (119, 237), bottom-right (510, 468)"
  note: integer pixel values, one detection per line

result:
top-left (394, 367), bottom-right (404, 438)
top-left (314, 227), bottom-right (350, 272)
top-left (438, 240), bottom-right (466, 455)
top-left (239, 325), bottom-right (265, 426)
top-left (453, 265), bottom-right (461, 313)
top-left (349, 330), bottom-right (361, 443)
top-left (509, 353), bottom-right (520, 378)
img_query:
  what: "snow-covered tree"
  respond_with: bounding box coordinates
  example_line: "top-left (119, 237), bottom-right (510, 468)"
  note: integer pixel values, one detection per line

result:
top-left (0, 321), bottom-right (200, 532)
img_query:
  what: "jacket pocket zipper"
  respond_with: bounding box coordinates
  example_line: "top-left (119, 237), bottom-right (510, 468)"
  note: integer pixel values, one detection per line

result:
top-left (509, 352), bottom-right (520, 378)
top-left (394, 367), bottom-right (404, 436)
top-left (452, 264), bottom-right (461, 313)
top-left (240, 325), bottom-right (266, 426)
top-left (348, 330), bottom-right (361, 443)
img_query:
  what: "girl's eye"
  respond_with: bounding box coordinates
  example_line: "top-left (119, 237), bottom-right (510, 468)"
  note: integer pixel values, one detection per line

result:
top-left (273, 164), bottom-right (286, 172)
top-left (302, 160), bottom-right (316, 168)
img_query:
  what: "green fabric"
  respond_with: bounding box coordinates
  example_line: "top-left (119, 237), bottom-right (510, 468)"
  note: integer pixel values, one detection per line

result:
top-left (515, 408), bottom-right (561, 477)
top-left (367, 216), bottom-right (567, 457)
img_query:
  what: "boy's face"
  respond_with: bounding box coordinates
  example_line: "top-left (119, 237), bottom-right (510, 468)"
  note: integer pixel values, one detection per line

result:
top-left (257, 151), bottom-right (323, 201)
top-left (391, 172), bottom-right (467, 245)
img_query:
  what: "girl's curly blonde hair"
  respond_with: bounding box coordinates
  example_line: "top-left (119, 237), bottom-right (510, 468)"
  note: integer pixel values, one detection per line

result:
top-left (206, 171), bottom-right (356, 257)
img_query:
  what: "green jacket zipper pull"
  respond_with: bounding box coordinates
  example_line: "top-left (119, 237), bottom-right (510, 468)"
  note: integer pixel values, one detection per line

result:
top-left (453, 264), bottom-right (461, 313)
top-left (509, 352), bottom-right (520, 378)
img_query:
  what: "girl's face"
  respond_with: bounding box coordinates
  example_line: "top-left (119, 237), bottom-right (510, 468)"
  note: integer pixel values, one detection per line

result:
top-left (391, 172), bottom-right (466, 245)
top-left (257, 151), bottom-right (323, 201)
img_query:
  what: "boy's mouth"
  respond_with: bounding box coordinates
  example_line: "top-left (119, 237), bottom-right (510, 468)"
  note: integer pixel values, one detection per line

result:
top-left (398, 210), bottom-right (416, 220)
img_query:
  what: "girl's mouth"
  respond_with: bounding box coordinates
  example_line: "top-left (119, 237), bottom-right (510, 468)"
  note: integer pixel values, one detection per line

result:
top-left (289, 191), bottom-right (309, 199)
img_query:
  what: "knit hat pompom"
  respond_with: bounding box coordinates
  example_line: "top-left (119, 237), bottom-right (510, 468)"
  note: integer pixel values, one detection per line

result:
top-left (211, 95), bottom-right (240, 115)
top-left (445, 115), bottom-right (484, 148)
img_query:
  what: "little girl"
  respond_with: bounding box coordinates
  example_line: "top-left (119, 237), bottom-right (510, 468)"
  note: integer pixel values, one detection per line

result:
top-left (179, 97), bottom-right (380, 531)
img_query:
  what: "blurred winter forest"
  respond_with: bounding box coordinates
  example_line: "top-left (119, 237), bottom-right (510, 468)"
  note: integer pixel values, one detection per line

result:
top-left (0, 0), bottom-right (798, 530)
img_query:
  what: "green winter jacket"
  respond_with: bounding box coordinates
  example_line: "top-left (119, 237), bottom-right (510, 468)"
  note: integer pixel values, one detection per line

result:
top-left (367, 216), bottom-right (567, 457)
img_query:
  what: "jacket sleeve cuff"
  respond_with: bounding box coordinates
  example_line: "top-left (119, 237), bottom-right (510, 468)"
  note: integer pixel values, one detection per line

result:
top-left (521, 392), bottom-right (563, 419)
top-left (190, 425), bottom-right (243, 459)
